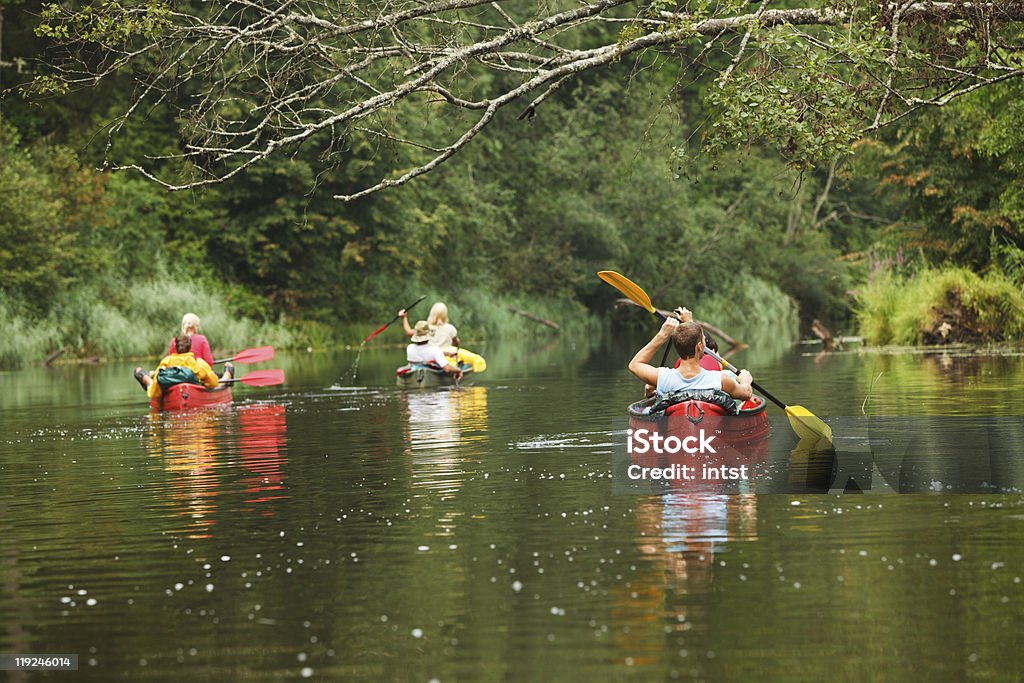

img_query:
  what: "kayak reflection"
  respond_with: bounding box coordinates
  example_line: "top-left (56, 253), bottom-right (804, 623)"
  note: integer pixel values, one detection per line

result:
top-left (237, 404), bottom-right (289, 514)
top-left (400, 387), bottom-right (488, 499)
top-left (145, 403), bottom-right (289, 538)
top-left (146, 408), bottom-right (227, 539)
top-left (616, 494), bottom-right (760, 666)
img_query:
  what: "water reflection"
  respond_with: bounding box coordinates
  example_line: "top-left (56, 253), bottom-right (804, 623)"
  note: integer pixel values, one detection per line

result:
top-left (6, 346), bottom-right (1024, 680)
top-left (147, 409), bottom-right (227, 539)
top-left (860, 349), bottom-right (1024, 416)
top-left (400, 388), bottom-right (488, 499)
top-left (145, 404), bottom-right (289, 537)
top-left (237, 404), bottom-right (289, 514)
top-left (622, 493), bottom-right (760, 669)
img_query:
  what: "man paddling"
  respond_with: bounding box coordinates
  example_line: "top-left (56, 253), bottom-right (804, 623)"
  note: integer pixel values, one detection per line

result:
top-left (407, 320), bottom-right (463, 380)
top-left (628, 308), bottom-right (752, 400)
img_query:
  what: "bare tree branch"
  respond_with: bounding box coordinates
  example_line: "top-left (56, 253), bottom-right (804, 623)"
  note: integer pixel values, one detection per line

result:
top-left (29, 0), bottom-right (1024, 200)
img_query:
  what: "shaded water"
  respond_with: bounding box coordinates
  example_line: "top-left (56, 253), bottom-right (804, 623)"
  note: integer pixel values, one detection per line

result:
top-left (2, 338), bottom-right (1024, 680)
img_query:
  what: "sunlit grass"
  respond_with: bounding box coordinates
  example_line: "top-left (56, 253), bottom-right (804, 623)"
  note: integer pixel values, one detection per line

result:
top-left (700, 276), bottom-right (800, 350)
top-left (0, 295), bottom-right (61, 370)
top-left (857, 267), bottom-right (1024, 345)
top-left (0, 272), bottom-right (296, 369)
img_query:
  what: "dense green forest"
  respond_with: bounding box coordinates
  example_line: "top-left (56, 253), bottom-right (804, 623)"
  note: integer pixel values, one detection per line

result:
top-left (1, 1), bottom-right (1023, 368)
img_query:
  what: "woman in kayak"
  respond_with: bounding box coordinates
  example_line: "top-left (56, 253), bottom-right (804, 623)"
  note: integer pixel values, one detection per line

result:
top-left (399, 302), bottom-right (486, 373)
top-left (399, 302), bottom-right (460, 349)
top-left (169, 313), bottom-right (214, 366)
top-left (134, 333), bottom-right (233, 398)
top-left (406, 321), bottom-right (462, 380)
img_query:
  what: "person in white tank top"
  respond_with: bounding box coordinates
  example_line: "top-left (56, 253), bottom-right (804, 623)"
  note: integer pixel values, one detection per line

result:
top-left (628, 308), bottom-right (753, 400)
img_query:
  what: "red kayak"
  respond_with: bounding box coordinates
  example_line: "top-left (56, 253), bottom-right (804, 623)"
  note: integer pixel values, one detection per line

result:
top-left (150, 383), bottom-right (233, 411)
top-left (627, 392), bottom-right (771, 490)
top-left (628, 392), bottom-right (770, 446)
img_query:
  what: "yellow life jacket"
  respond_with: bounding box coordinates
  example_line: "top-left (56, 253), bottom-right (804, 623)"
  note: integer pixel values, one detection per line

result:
top-left (443, 347), bottom-right (487, 373)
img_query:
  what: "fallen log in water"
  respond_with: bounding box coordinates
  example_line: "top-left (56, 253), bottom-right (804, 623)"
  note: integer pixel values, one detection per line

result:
top-left (43, 348), bottom-right (66, 367)
top-left (811, 318), bottom-right (840, 351)
top-left (508, 307), bottom-right (560, 330)
top-left (614, 298), bottom-right (745, 349)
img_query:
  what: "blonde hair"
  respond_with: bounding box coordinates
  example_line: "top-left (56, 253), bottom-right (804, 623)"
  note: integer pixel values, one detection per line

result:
top-left (180, 313), bottom-right (201, 335)
top-left (427, 303), bottom-right (448, 326)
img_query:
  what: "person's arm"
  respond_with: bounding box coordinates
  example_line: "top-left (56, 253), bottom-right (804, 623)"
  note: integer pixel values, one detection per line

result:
top-left (628, 317), bottom-right (678, 386)
top-left (433, 347), bottom-right (463, 379)
top-left (721, 369), bottom-right (753, 400)
top-left (450, 324), bottom-right (460, 348)
top-left (399, 310), bottom-right (414, 337)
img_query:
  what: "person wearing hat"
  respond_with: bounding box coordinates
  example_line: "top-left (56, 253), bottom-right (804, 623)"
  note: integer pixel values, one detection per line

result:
top-left (406, 320), bottom-right (462, 379)
top-left (399, 302), bottom-right (460, 349)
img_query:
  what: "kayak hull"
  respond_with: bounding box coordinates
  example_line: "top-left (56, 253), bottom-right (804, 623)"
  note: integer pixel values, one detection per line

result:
top-left (626, 395), bottom-right (770, 491)
top-left (150, 383), bottom-right (233, 411)
top-left (627, 395), bottom-right (772, 480)
top-left (628, 394), bottom-right (770, 444)
top-left (396, 364), bottom-right (474, 389)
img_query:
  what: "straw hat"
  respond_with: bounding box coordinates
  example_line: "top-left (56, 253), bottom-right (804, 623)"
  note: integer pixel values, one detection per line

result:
top-left (411, 320), bottom-right (432, 343)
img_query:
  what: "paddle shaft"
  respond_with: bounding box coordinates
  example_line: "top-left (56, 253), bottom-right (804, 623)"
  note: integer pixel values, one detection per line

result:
top-left (702, 345), bottom-right (787, 411)
top-left (658, 337), bottom-right (673, 367)
top-left (362, 295), bottom-right (427, 343)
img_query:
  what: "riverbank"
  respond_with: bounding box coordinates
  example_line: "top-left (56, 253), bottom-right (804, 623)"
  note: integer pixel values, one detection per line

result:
top-left (0, 279), bottom-right (596, 370)
top-left (856, 267), bottom-right (1024, 346)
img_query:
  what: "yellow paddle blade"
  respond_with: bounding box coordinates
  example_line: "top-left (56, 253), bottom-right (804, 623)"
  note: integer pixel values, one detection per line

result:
top-left (596, 271), bottom-right (656, 314)
top-left (785, 406), bottom-right (833, 445)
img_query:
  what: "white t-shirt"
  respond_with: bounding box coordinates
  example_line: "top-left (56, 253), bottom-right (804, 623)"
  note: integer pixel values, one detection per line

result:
top-left (407, 342), bottom-right (449, 367)
top-left (655, 368), bottom-right (723, 397)
top-left (429, 322), bottom-right (458, 348)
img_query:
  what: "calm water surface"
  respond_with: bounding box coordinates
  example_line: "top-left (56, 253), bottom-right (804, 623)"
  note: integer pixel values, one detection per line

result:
top-left (2, 338), bottom-right (1024, 681)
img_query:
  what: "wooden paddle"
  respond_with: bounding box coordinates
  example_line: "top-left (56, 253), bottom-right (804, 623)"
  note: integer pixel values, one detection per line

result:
top-left (220, 369), bottom-right (285, 386)
top-left (363, 295), bottom-right (427, 343)
top-left (597, 270), bottom-right (833, 445)
top-left (213, 345), bottom-right (275, 365)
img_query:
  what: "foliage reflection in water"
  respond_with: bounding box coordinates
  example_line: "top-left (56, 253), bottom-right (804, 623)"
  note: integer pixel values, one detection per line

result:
top-left (1, 341), bottom-right (1024, 679)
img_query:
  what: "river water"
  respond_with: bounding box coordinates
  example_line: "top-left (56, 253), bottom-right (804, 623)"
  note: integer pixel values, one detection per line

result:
top-left (2, 337), bottom-right (1024, 681)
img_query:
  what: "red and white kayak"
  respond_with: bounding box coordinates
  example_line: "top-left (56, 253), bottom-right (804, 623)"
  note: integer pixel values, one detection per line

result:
top-left (628, 393), bottom-right (770, 445)
top-left (627, 392), bottom-right (772, 481)
top-left (150, 383), bottom-right (233, 411)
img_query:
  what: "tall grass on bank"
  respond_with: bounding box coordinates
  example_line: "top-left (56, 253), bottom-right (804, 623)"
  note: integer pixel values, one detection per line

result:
top-left (340, 287), bottom-right (602, 345)
top-left (857, 267), bottom-right (1024, 345)
top-left (700, 276), bottom-right (800, 351)
top-left (0, 296), bottom-right (61, 370)
top-left (0, 273), bottom-right (296, 369)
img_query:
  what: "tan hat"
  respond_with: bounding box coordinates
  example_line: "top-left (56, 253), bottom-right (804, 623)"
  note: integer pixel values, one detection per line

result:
top-left (411, 320), bottom-right (432, 343)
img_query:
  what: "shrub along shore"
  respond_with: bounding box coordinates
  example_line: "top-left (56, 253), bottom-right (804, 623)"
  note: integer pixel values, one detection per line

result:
top-left (857, 267), bottom-right (1024, 346)
top-left (7, 263), bottom-right (1024, 370)
top-left (0, 273), bottom-right (605, 370)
